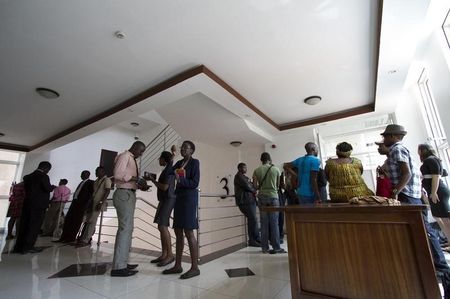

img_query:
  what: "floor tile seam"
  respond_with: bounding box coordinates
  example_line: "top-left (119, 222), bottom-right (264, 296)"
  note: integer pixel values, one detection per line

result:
top-left (156, 274), bottom-right (213, 291)
top-left (72, 276), bottom-right (159, 299)
top-left (270, 281), bottom-right (290, 299)
top-left (62, 278), bottom-right (109, 298)
top-left (197, 288), bottom-right (240, 299)
top-left (205, 274), bottom-right (289, 296)
top-left (108, 277), bottom-right (208, 299)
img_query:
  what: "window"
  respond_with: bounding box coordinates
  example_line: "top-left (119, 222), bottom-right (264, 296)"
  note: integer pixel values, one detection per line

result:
top-left (417, 69), bottom-right (450, 174)
top-left (0, 150), bottom-right (23, 199)
top-left (442, 8), bottom-right (450, 49)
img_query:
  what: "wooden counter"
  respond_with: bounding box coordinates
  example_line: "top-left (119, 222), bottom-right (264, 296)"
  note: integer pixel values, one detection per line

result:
top-left (263, 204), bottom-right (440, 299)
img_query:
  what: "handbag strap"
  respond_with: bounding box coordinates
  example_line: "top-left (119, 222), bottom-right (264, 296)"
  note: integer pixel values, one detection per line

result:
top-left (258, 164), bottom-right (273, 188)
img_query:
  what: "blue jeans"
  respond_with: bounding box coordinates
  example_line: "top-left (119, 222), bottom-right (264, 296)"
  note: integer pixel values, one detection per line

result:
top-left (258, 195), bottom-right (280, 251)
top-left (398, 193), bottom-right (450, 273)
top-left (299, 195), bottom-right (315, 204)
top-left (238, 202), bottom-right (260, 244)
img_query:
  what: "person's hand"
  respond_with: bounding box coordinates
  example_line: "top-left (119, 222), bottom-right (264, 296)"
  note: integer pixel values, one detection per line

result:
top-left (136, 177), bottom-right (147, 188)
top-left (140, 185), bottom-right (150, 191)
top-left (95, 202), bottom-right (103, 211)
top-left (430, 193), bottom-right (440, 204)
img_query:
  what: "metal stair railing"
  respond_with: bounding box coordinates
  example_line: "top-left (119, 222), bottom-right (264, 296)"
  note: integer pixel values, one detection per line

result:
top-left (139, 125), bottom-right (181, 171)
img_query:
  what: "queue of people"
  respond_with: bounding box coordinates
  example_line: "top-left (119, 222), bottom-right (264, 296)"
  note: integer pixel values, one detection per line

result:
top-left (5, 124), bottom-right (450, 285)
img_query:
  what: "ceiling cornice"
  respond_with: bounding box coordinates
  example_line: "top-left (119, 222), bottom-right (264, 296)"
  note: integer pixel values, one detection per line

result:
top-left (0, 142), bottom-right (30, 152)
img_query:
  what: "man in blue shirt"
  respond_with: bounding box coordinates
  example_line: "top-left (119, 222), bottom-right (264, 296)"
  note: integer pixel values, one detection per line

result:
top-left (285, 142), bottom-right (321, 204)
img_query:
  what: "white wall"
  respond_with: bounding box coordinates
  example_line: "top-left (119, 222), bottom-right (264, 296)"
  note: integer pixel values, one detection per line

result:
top-left (193, 141), bottom-right (264, 195)
top-left (420, 30), bottom-right (450, 137)
top-left (264, 126), bottom-right (315, 167)
top-left (394, 90), bottom-right (429, 156)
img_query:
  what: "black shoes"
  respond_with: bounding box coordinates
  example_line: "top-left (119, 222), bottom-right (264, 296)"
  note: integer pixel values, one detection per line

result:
top-left (162, 267), bottom-right (183, 275)
top-left (156, 257), bottom-right (175, 267)
top-left (180, 269), bottom-right (200, 279)
top-left (127, 264), bottom-right (139, 270)
top-left (150, 257), bottom-right (163, 263)
top-left (269, 248), bottom-right (287, 254)
top-left (248, 241), bottom-right (261, 247)
top-left (111, 268), bottom-right (138, 277)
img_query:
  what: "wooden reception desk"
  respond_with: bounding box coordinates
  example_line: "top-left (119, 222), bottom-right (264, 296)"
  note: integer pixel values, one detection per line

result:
top-left (263, 204), bottom-right (440, 299)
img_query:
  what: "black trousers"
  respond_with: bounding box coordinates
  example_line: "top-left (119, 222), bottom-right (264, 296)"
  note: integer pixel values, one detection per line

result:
top-left (14, 205), bottom-right (47, 252)
top-left (238, 203), bottom-right (260, 243)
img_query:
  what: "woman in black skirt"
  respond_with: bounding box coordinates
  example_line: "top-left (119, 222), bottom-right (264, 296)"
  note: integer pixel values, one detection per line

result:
top-left (418, 144), bottom-right (450, 240)
top-left (149, 151), bottom-right (176, 267)
top-left (162, 140), bottom-right (200, 279)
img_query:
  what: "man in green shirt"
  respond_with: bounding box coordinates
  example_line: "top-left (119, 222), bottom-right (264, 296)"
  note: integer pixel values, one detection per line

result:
top-left (253, 152), bottom-right (286, 254)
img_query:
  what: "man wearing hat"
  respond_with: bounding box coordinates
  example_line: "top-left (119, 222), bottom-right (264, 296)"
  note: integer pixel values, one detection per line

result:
top-left (381, 124), bottom-right (450, 275)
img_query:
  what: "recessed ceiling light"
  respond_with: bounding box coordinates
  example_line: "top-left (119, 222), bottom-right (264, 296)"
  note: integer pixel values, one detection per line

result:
top-left (130, 122), bottom-right (139, 127)
top-left (114, 31), bottom-right (125, 39)
top-left (304, 96), bottom-right (322, 105)
top-left (0, 132), bottom-right (5, 137)
top-left (36, 87), bottom-right (60, 99)
top-left (230, 141), bottom-right (242, 147)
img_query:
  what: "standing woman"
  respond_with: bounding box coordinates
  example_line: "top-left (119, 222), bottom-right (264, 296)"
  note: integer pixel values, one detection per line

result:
top-left (162, 141), bottom-right (200, 279)
top-left (149, 151), bottom-right (176, 267)
top-left (418, 144), bottom-right (450, 238)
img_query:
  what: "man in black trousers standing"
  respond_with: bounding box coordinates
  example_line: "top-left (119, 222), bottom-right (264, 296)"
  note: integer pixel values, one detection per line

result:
top-left (234, 163), bottom-right (260, 247)
top-left (14, 161), bottom-right (56, 254)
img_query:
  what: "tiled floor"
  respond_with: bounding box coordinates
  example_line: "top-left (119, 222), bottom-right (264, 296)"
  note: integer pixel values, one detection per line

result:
top-left (0, 236), bottom-right (291, 299)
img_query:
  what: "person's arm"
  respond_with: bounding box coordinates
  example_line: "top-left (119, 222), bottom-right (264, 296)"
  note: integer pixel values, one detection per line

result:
top-left (429, 175), bottom-right (440, 203)
top-left (150, 172), bottom-right (169, 191)
top-left (252, 172), bottom-right (259, 190)
top-left (324, 162), bottom-right (330, 180)
top-left (42, 175), bottom-right (56, 193)
top-left (283, 162), bottom-right (298, 178)
top-left (310, 171), bottom-right (321, 202)
top-left (392, 161), bottom-right (411, 198)
top-left (114, 154), bottom-right (138, 183)
top-left (236, 173), bottom-right (256, 193)
top-left (177, 159), bottom-right (200, 189)
top-left (96, 179), bottom-right (112, 210)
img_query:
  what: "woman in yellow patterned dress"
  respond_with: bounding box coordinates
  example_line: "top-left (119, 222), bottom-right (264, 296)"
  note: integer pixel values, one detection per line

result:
top-left (325, 142), bottom-right (374, 202)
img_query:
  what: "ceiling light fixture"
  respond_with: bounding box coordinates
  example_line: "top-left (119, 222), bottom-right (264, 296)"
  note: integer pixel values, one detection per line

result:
top-left (230, 141), bottom-right (242, 147)
top-left (130, 122), bottom-right (139, 127)
top-left (36, 87), bottom-right (60, 99)
top-left (304, 95), bottom-right (322, 106)
top-left (114, 31), bottom-right (125, 39)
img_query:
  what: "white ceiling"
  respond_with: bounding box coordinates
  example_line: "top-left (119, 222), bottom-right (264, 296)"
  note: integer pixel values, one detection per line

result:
top-left (0, 0), bottom-right (430, 150)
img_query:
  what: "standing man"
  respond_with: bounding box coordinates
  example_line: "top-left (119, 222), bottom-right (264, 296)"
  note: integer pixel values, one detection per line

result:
top-left (234, 162), bottom-right (260, 247)
top-left (14, 161), bottom-right (56, 254)
top-left (381, 124), bottom-right (450, 276)
top-left (77, 166), bottom-right (112, 247)
top-left (58, 170), bottom-right (94, 243)
top-left (253, 153), bottom-right (285, 254)
top-left (111, 141), bottom-right (148, 277)
top-left (41, 179), bottom-right (71, 237)
top-left (285, 142), bottom-right (321, 204)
